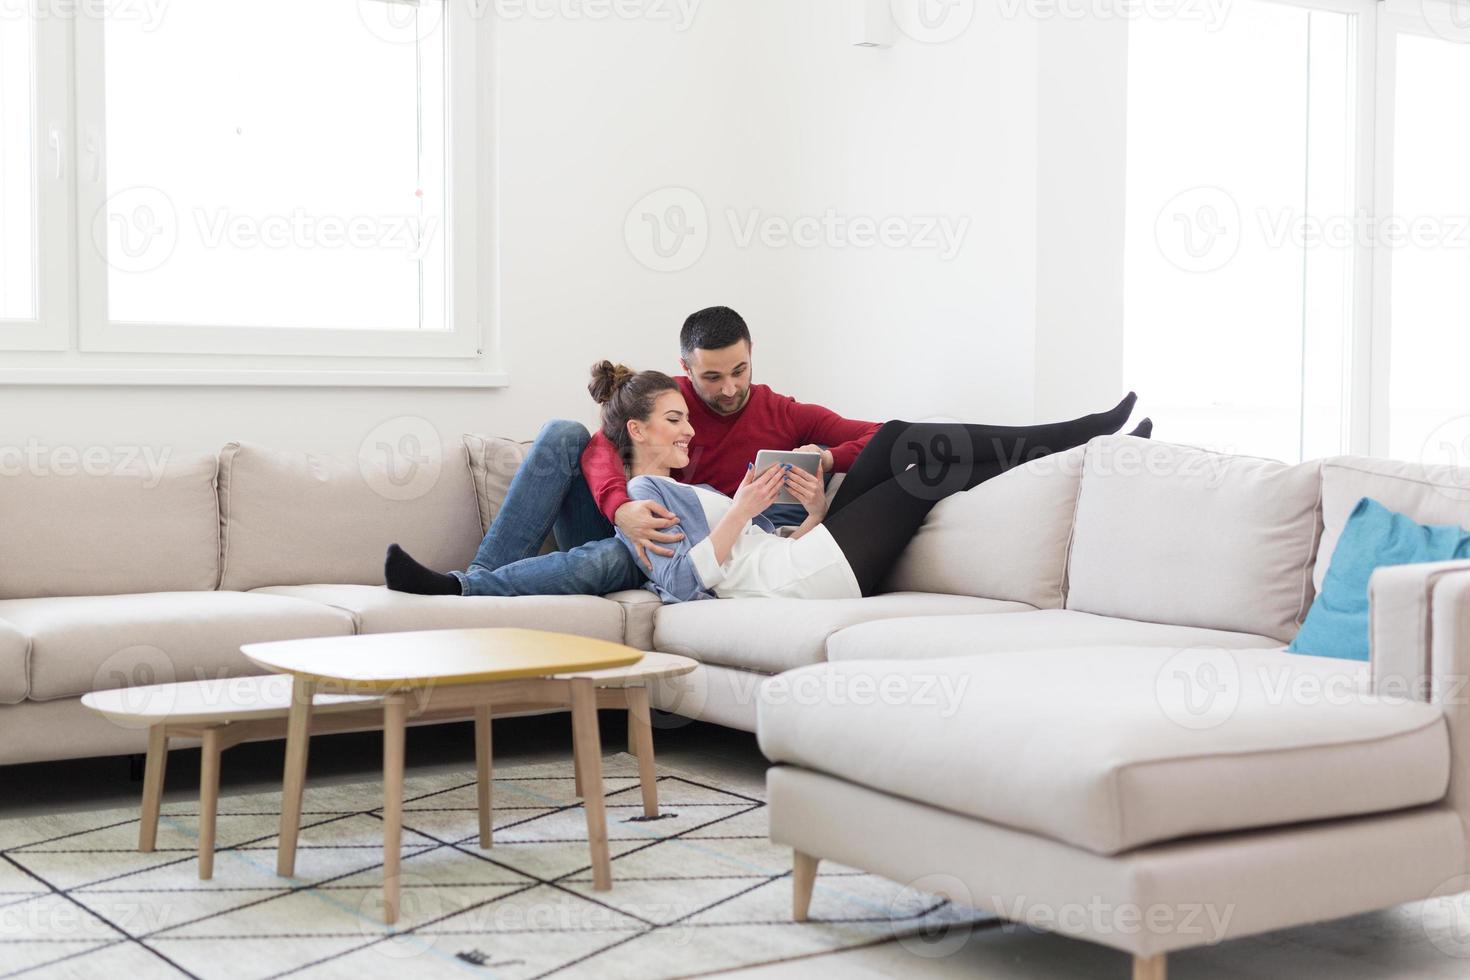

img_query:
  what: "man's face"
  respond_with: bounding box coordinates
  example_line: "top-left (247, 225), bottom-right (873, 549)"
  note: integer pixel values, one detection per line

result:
top-left (681, 341), bottom-right (752, 416)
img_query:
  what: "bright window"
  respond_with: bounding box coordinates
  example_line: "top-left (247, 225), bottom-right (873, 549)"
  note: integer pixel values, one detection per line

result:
top-left (1385, 31), bottom-right (1470, 464)
top-left (95, 1), bottom-right (448, 332)
top-left (1123, 0), bottom-right (1358, 462)
top-left (0, 9), bottom-right (36, 322)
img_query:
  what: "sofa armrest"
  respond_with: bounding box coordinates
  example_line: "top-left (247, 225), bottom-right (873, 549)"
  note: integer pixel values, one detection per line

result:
top-left (1422, 567), bottom-right (1470, 853)
top-left (1369, 560), bottom-right (1470, 699)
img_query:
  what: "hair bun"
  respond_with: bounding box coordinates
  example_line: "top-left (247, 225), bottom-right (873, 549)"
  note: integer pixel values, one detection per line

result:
top-left (587, 360), bottom-right (636, 405)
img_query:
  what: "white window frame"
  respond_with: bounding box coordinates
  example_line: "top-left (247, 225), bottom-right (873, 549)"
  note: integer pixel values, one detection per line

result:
top-left (63, 0), bottom-right (483, 361)
top-left (0, 10), bottom-right (72, 353)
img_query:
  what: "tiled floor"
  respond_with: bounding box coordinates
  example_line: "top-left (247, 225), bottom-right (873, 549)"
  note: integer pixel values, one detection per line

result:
top-left (6, 713), bottom-right (1468, 979)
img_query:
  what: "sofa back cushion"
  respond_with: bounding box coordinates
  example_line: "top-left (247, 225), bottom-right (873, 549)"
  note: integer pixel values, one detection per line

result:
top-left (1065, 436), bottom-right (1322, 642)
top-left (0, 451), bottom-right (220, 598)
top-left (883, 446), bottom-right (1084, 608)
top-left (462, 434), bottom-right (533, 534)
top-left (218, 441), bottom-right (481, 591)
top-left (1315, 455), bottom-right (1470, 592)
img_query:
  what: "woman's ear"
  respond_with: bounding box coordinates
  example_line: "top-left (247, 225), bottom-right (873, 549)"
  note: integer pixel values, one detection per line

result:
top-left (625, 418), bottom-right (643, 445)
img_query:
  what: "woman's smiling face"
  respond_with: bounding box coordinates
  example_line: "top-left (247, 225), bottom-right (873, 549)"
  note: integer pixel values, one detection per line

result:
top-left (631, 389), bottom-right (696, 470)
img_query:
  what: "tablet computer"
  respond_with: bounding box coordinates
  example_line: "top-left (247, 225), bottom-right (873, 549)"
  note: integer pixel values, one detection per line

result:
top-left (753, 449), bottom-right (822, 506)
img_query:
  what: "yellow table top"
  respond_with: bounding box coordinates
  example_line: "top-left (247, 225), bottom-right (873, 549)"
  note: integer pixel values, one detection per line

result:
top-left (241, 628), bottom-right (643, 691)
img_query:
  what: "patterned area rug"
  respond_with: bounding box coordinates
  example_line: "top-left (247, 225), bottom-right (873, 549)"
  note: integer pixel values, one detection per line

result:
top-left (0, 755), bottom-right (993, 978)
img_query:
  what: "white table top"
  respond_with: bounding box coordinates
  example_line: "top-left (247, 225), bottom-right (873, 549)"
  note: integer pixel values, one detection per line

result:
top-left (242, 627), bottom-right (643, 691)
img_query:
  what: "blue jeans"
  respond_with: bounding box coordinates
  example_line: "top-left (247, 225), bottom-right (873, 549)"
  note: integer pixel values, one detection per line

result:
top-left (451, 420), bottom-right (646, 597)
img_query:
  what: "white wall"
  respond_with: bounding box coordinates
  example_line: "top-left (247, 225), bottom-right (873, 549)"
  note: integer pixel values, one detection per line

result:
top-left (0, 0), bottom-right (1054, 460)
top-left (1034, 14), bottom-right (1129, 423)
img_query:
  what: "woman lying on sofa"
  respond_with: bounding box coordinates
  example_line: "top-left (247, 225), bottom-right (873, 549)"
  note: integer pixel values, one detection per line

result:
top-left (581, 363), bottom-right (1147, 602)
top-left (384, 362), bottom-right (1147, 601)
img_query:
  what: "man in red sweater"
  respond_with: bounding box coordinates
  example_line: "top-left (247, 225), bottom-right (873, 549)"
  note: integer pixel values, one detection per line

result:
top-left (581, 306), bottom-right (880, 568)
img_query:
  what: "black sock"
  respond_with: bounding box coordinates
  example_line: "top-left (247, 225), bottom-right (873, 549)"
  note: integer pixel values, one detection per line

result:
top-left (385, 544), bottom-right (462, 596)
top-left (1128, 417), bottom-right (1153, 439)
top-left (1102, 392), bottom-right (1138, 435)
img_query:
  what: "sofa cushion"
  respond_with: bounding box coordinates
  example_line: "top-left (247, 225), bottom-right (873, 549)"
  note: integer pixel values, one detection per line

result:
top-left (1065, 436), bottom-right (1322, 642)
top-left (218, 441), bottom-right (482, 591)
top-left (1316, 455), bottom-right (1470, 593)
top-left (0, 451), bottom-right (219, 599)
top-left (0, 592), bottom-right (356, 702)
top-left (826, 609), bottom-right (1282, 663)
top-left (884, 446), bottom-right (1083, 608)
top-left (759, 647), bottom-right (1446, 855)
top-left (0, 617), bottom-right (29, 704)
top-left (252, 584), bottom-right (623, 642)
top-left (653, 592), bottom-right (1033, 674)
top-left (462, 434), bottom-right (532, 534)
top-left (608, 589), bottom-right (661, 651)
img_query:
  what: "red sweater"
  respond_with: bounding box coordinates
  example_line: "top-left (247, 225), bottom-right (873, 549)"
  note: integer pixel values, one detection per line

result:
top-left (581, 376), bottom-right (880, 522)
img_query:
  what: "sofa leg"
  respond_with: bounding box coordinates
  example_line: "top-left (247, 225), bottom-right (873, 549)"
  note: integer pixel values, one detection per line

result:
top-left (792, 850), bottom-right (819, 922)
top-left (1133, 953), bottom-right (1166, 980)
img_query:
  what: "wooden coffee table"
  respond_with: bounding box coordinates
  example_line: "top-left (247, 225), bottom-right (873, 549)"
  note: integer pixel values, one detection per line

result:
top-left (241, 628), bottom-right (645, 923)
top-left (79, 650), bottom-right (696, 884)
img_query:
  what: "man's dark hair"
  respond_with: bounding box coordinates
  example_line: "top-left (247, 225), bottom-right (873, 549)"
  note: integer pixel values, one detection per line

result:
top-left (680, 306), bottom-right (751, 362)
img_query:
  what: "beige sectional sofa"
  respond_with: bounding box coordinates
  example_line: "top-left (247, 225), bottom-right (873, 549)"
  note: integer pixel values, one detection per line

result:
top-left (758, 436), bottom-right (1470, 977)
top-left (5, 428), bottom-right (1469, 974)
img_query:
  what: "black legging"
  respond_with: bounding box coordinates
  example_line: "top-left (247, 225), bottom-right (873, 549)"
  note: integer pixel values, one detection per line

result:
top-left (824, 394), bottom-right (1138, 596)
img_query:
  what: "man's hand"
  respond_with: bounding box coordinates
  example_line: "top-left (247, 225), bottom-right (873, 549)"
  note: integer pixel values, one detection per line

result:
top-left (794, 444), bottom-right (835, 473)
top-left (615, 499), bottom-right (684, 571)
top-left (786, 459), bottom-right (827, 521)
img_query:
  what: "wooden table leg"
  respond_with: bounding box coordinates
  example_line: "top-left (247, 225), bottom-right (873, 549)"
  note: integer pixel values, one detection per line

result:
top-left (626, 686), bottom-right (659, 818)
top-left (570, 678), bottom-right (611, 891)
top-left (572, 730), bottom-right (584, 799)
top-left (198, 727), bottom-right (222, 880)
top-left (138, 724), bottom-right (168, 853)
top-left (277, 676), bottom-right (315, 878)
top-left (383, 696), bottom-right (407, 925)
top-left (474, 704), bottom-right (493, 849)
